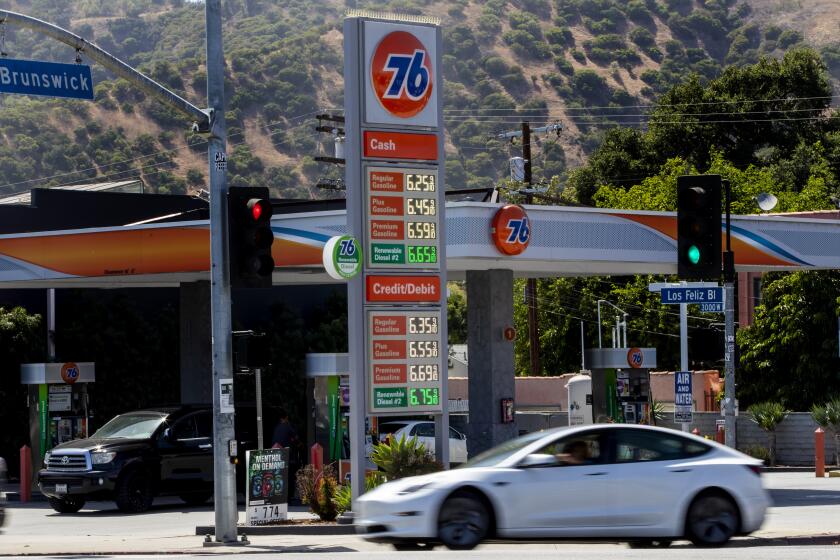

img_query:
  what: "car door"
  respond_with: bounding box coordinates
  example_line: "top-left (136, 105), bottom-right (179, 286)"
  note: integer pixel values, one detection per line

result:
top-left (448, 426), bottom-right (468, 463)
top-left (158, 412), bottom-right (214, 494)
top-left (599, 428), bottom-right (711, 531)
top-left (500, 430), bottom-right (612, 536)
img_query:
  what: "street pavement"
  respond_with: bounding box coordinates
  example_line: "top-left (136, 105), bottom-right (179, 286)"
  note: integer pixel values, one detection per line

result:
top-left (0, 472), bottom-right (838, 557)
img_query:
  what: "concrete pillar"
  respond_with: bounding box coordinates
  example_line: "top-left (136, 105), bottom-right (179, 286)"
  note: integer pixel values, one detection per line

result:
top-left (466, 269), bottom-right (517, 457)
top-left (180, 281), bottom-right (212, 404)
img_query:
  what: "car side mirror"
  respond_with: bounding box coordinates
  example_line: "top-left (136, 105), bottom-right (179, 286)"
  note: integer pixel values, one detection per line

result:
top-left (162, 428), bottom-right (174, 443)
top-left (519, 453), bottom-right (559, 469)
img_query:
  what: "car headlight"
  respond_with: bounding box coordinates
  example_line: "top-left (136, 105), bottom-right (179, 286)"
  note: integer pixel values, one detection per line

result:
top-left (91, 451), bottom-right (116, 465)
top-left (43, 451), bottom-right (51, 465)
top-left (398, 482), bottom-right (432, 495)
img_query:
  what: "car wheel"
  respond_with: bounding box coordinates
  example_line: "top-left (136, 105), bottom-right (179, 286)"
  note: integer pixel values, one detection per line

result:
top-left (115, 469), bottom-right (154, 513)
top-left (628, 539), bottom-right (672, 548)
top-left (437, 491), bottom-right (490, 551)
top-left (392, 542), bottom-right (436, 551)
top-left (47, 496), bottom-right (85, 513)
top-left (179, 492), bottom-right (212, 506)
top-left (686, 492), bottom-right (739, 547)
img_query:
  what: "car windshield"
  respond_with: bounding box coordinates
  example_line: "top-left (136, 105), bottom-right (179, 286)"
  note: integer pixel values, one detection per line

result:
top-left (459, 430), bottom-right (550, 468)
top-left (92, 413), bottom-right (166, 439)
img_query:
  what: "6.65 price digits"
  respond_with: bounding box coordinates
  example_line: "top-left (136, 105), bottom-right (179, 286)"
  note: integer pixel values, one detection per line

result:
top-left (409, 340), bottom-right (439, 358)
top-left (409, 364), bottom-right (439, 382)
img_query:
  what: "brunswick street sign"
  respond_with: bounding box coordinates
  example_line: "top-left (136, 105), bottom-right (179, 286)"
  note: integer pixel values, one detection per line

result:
top-left (0, 58), bottom-right (94, 100)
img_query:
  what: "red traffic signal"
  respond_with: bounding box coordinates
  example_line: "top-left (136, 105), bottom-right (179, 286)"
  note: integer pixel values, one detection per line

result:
top-left (228, 187), bottom-right (275, 289)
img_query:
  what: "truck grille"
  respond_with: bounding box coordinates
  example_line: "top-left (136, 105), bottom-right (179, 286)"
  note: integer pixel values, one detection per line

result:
top-left (47, 451), bottom-right (90, 472)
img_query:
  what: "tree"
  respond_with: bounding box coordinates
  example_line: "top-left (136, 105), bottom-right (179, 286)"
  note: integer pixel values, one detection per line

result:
top-left (738, 272), bottom-right (840, 410)
top-left (747, 401), bottom-right (789, 466)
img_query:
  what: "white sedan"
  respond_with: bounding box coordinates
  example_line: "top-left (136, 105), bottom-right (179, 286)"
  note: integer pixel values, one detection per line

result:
top-left (379, 421), bottom-right (468, 464)
top-left (357, 424), bottom-right (768, 550)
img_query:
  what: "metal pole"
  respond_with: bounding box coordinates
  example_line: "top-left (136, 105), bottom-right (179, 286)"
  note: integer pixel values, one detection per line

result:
top-left (47, 289), bottom-right (55, 362)
top-left (680, 302), bottom-right (689, 432)
top-left (205, 0), bottom-right (237, 544)
top-left (622, 313), bottom-right (628, 348)
top-left (522, 122), bottom-right (540, 376)
top-left (597, 300), bottom-right (603, 348)
top-left (723, 179), bottom-right (737, 449)
top-left (580, 321), bottom-right (585, 370)
top-left (255, 368), bottom-right (263, 450)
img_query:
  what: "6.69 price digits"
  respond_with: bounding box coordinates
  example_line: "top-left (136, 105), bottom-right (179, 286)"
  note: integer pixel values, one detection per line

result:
top-left (409, 364), bottom-right (439, 382)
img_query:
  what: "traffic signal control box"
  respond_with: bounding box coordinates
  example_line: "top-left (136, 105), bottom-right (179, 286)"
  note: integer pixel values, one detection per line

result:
top-left (227, 186), bottom-right (275, 289)
top-left (676, 175), bottom-right (722, 280)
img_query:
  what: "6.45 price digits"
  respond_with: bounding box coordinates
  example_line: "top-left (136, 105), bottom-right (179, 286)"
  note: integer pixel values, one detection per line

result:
top-left (409, 340), bottom-right (439, 358)
top-left (407, 197), bottom-right (436, 216)
top-left (409, 364), bottom-right (439, 382)
top-left (409, 316), bottom-right (438, 334)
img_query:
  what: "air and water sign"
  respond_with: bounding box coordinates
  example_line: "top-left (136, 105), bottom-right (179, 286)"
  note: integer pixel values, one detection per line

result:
top-left (0, 58), bottom-right (94, 100)
top-left (660, 287), bottom-right (723, 305)
top-left (674, 370), bottom-right (693, 423)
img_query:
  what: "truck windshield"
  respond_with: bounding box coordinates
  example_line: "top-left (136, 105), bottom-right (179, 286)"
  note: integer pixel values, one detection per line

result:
top-left (92, 413), bottom-right (166, 439)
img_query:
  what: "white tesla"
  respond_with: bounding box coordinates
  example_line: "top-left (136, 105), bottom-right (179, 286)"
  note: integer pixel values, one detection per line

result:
top-left (356, 424), bottom-right (768, 550)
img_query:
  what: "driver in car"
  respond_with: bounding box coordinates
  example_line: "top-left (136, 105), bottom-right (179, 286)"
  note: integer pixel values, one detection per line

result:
top-left (556, 440), bottom-right (591, 465)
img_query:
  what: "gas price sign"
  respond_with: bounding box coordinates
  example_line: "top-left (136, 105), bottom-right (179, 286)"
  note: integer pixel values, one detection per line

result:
top-left (367, 309), bottom-right (444, 414)
top-left (365, 166), bottom-right (440, 271)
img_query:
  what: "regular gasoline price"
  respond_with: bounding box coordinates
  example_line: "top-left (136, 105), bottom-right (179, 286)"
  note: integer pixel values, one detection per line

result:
top-left (407, 221), bottom-right (436, 239)
top-left (409, 340), bottom-right (439, 358)
top-left (407, 197), bottom-right (436, 216)
top-left (406, 174), bottom-right (436, 192)
top-left (409, 363), bottom-right (440, 382)
top-left (409, 316), bottom-right (439, 334)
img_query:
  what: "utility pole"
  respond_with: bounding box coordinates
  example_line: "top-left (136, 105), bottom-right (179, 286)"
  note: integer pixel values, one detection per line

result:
top-left (723, 180), bottom-right (737, 449)
top-left (497, 121), bottom-right (561, 376)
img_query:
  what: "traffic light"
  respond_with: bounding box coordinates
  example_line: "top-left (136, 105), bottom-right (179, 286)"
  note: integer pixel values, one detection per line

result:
top-left (227, 186), bottom-right (274, 289)
top-left (677, 174), bottom-right (722, 280)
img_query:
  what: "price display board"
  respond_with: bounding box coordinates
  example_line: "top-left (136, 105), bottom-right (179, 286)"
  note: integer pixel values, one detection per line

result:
top-left (367, 309), bottom-right (444, 414)
top-left (365, 166), bottom-right (440, 271)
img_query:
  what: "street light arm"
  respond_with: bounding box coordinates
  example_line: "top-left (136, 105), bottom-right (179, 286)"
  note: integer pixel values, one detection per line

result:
top-left (0, 9), bottom-right (210, 130)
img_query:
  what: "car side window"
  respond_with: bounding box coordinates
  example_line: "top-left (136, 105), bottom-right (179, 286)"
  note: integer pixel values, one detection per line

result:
top-left (449, 427), bottom-right (463, 440)
top-left (195, 412), bottom-right (212, 440)
top-left (171, 416), bottom-right (197, 441)
top-left (612, 429), bottom-right (711, 463)
top-left (415, 423), bottom-right (435, 438)
top-left (535, 432), bottom-right (603, 466)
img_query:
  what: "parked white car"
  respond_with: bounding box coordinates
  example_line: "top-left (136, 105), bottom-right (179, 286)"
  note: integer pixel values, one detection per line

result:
top-left (358, 424), bottom-right (769, 551)
top-left (379, 421), bottom-right (468, 464)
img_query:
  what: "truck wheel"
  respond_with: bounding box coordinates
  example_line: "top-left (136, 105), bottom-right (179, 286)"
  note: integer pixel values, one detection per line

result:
top-left (179, 492), bottom-right (212, 506)
top-left (48, 496), bottom-right (85, 513)
top-left (115, 469), bottom-right (154, 513)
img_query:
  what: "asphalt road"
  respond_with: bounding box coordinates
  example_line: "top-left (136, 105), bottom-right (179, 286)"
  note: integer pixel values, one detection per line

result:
top-left (1, 472), bottom-right (838, 557)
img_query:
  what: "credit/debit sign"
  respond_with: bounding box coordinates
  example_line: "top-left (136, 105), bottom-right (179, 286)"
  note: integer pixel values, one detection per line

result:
top-left (661, 287), bottom-right (723, 304)
top-left (366, 275), bottom-right (441, 303)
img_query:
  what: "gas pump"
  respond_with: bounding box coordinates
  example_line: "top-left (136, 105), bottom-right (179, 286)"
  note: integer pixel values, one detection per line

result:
top-left (20, 362), bottom-right (95, 468)
top-left (583, 347), bottom-right (656, 424)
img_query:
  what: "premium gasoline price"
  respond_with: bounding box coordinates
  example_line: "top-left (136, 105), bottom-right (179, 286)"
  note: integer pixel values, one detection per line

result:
top-left (409, 364), bottom-right (439, 382)
top-left (407, 221), bottom-right (436, 239)
top-left (409, 340), bottom-right (439, 358)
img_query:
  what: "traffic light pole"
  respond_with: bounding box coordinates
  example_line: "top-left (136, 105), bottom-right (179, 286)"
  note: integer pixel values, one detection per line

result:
top-left (205, 0), bottom-right (238, 544)
top-left (723, 180), bottom-right (737, 449)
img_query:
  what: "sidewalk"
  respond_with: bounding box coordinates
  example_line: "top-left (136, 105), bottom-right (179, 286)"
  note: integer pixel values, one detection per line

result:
top-left (1, 472), bottom-right (838, 556)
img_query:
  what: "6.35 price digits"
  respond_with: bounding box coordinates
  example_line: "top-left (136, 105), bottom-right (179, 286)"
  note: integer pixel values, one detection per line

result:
top-left (409, 316), bottom-right (438, 334)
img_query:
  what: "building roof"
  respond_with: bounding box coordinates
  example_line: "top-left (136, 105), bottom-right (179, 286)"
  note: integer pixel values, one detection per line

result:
top-left (0, 180), bottom-right (143, 205)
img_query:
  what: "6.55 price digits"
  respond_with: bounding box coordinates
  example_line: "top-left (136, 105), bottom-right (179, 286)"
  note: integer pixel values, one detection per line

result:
top-left (409, 316), bottom-right (438, 334)
top-left (409, 340), bottom-right (439, 358)
top-left (409, 364), bottom-right (439, 382)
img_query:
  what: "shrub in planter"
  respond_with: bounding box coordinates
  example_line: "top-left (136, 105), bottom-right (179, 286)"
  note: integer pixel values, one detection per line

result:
top-left (370, 434), bottom-right (442, 480)
top-left (296, 463), bottom-right (341, 521)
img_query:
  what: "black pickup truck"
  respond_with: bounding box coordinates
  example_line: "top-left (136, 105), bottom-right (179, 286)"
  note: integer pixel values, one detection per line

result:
top-left (39, 406), bottom-right (254, 513)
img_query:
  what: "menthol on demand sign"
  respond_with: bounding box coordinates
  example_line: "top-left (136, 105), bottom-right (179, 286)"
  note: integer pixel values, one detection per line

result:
top-left (323, 235), bottom-right (362, 280)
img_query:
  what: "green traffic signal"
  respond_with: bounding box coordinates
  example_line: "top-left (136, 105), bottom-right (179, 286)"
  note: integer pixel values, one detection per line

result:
top-left (688, 244), bottom-right (701, 264)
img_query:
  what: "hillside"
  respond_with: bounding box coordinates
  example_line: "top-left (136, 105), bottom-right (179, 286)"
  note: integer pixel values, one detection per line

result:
top-left (0, 0), bottom-right (836, 199)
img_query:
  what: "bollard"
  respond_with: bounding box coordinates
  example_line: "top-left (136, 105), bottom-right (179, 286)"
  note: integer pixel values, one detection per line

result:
top-left (19, 445), bottom-right (32, 503)
top-left (716, 425), bottom-right (725, 444)
top-left (310, 443), bottom-right (323, 477)
top-left (691, 428), bottom-right (700, 436)
top-left (815, 428), bottom-right (825, 478)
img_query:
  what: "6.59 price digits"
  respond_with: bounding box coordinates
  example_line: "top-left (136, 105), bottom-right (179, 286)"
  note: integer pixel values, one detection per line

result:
top-left (409, 364), bottom-right (439, 382)
top-left (409, 340), bottom-right (439, 358)
top-left (407, 221), bottom-right (436, 239)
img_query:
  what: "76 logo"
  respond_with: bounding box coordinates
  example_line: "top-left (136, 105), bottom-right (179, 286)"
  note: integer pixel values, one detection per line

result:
top-left (384, 50), bottom-right (430, 100)
top-left (505, 217), bottom-right (530, 244)
top-left (338, 238), bottom-right (357, 257)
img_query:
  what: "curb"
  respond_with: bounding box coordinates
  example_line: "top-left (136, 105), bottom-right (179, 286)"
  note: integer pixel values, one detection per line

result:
top-left (195, 524), bottom-right (356, 536)
top-left (761, 466), bottom-right (840, 473)
top-left (740, 534), bottom-right (840, 547)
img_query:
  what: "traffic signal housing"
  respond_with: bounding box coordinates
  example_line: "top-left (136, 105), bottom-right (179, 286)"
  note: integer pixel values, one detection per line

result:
top-left (677, 175), bottom-right (722, 280)
top-left (228, 186), bottom-right (274, 289)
